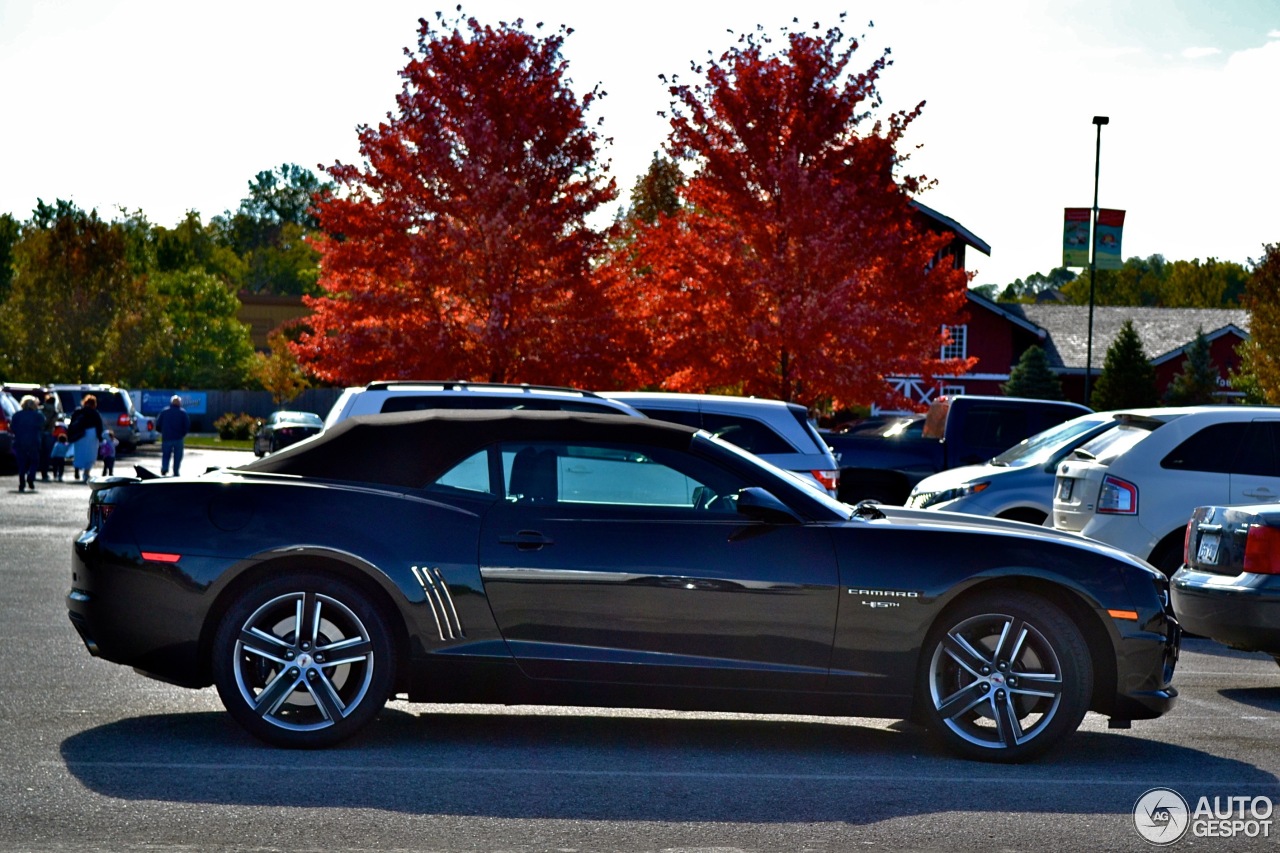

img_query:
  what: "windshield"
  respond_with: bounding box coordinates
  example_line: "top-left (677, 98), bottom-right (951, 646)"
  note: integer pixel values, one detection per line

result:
top-left (697, 431), bottom-right (851, 518)
top-left (991, 415), bottom-right (1112, 467)
top-left (1073, 420), bottom-right (1166, 464)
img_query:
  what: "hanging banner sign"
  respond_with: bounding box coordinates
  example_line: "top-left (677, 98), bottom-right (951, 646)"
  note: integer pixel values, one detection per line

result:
top-left (1063, 208), bottom-right (1091, 267)
top-left (1094, 208), bottom-right (1126, 269)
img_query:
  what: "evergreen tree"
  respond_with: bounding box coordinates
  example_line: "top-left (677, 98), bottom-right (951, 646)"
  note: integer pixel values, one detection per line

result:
top-left (1163, 328), bottom-right (1220, 405)
top-left (1002, 345), bottom-right (1063, 399)
top-left (1090, 319), bottom-right (1158, 410)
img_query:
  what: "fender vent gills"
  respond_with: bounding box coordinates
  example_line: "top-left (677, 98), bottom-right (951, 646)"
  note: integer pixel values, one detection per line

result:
top-left (411, 565), bottom-right (464, 641)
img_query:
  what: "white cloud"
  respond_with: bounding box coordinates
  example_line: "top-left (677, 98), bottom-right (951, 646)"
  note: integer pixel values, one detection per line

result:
top-left (1181, 46), bottom-right (1223, 59)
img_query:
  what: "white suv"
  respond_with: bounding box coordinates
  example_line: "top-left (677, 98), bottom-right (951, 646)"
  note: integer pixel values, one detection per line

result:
top-left (1052, 406), bottom-right (1280, 575)
top-left (324, 381), bottom-right (643, 429)
top-left (598, 391), bottom-right (839, 495)
top-left (51, 383), bottom-right (143, 448)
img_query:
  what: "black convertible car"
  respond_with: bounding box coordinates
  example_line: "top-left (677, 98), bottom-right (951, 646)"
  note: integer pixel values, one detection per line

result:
top-left (68, 410), bottom-right (1179, 762)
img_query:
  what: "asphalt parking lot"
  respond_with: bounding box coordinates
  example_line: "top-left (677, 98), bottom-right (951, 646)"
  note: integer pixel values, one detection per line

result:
top-left (2, 446), bottom-right (1279, 851)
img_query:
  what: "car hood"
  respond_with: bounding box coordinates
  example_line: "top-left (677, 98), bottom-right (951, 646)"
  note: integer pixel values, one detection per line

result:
top-left (911, 462), bottom-right (1010, 493)
top-left (850, 503), bottom-right (1162, 576)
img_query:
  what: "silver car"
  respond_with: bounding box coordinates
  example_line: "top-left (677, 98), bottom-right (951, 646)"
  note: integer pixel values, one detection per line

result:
top-left (905, 411), bottom-right (1161, 524)
top-left (598, 391), bottom-right (839, 496)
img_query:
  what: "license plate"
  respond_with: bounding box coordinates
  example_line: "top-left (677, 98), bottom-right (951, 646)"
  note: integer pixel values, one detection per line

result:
top-left (1057, 479), bottom-right (1074, 501)
top-left (1197, 532), bottom-right (1220, 565)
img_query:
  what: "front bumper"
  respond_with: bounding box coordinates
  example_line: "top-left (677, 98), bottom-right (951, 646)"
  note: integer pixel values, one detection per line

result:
top-left (1172, 567), bottom-right (1280, 655)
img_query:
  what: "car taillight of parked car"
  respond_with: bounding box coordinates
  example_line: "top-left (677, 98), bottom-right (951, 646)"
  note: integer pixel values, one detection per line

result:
top-left (1098, 474), bottom-right (1138, 515)
top-left (146, 419), bottom-right (154, 431)
top-left (117, 413), bottom-right (132, 427)
top-left (1244, 524), bottom-right (1280, 575)
top-left (812, 469), bottom-right (839, 493)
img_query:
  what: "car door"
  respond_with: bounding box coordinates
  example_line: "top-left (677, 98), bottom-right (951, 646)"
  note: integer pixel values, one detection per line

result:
top-left (476, 439), bottom-right (840, 691)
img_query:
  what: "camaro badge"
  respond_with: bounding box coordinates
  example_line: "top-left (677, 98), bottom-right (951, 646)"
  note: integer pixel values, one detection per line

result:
top-left (848, 588), bottom-right (922, 598)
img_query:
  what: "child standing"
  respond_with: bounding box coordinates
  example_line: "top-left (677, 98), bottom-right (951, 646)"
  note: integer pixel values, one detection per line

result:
top-left (99, 431), bottom-right (118, 476)
top-left (51, 435), bottom-right (73, 481)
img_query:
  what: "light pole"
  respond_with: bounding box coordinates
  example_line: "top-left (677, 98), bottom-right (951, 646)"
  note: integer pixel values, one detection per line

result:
top-left (1083, 115), bottom-right (1109, 404)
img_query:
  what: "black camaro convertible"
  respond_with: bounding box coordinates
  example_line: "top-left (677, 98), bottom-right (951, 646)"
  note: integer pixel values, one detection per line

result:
top-left (68, 410), bottom-right (1179, 762)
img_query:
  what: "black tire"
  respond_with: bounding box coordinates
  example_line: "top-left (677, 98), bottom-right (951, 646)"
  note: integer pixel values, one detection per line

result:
top-left (917, 591), bottom-right (1092, 763)
top-left (212, 571), bottom-right (395, 748)
top-left (1148, 537), bottom-right (1184, 578)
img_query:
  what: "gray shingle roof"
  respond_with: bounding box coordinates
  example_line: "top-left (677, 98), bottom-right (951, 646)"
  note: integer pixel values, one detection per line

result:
top-left (1004, 305), bottom-right (1250, 372)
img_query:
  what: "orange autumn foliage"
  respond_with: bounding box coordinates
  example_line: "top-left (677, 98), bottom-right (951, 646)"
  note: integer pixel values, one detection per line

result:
top-left (294, 14), bottom-right (630, 387)
top-left (608, 21), bottom-right (974, 409)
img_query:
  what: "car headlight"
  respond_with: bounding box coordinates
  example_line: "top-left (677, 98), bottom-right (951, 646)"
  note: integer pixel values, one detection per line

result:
top-left (907, 481), bottom-right (990, 509)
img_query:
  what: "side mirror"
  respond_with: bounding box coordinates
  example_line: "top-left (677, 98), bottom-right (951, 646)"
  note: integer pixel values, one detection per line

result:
top-left (736, 487), bottom-right (803, 524)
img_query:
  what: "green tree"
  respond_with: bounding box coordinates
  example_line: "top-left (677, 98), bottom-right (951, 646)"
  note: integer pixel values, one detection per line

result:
top-left (155, 211), bottom-right (246, 282)
top-left (1062, 255), bottom-right (1170, 306)
top-left (1237, 243), bottom-right (1280, 403)
top-left (6, 200), bottom-right (140, 381)
top-left (1090, 318), bottom-right (1158, 410)
top-left (214, 163), bottom-right (329, 295)
top-left (139, 270), bottom-right (256, 388)
top-left (998, 267), bottom-right (1076, 302)
top-left (1163, 328), bottom-right (1221, 405)
top-left (1229, 339), bottom-right (1268, 404)
top-left (1163, 258), bottom-right (1248, 307)
top-left (0, 212), bottom-right (18, 303)
top-left (1002, 345), bottom-right (1063, 399)
top-left (253, 328), bottom-right (311, 406)
top-left (627, 153), bottom-right (684, 224)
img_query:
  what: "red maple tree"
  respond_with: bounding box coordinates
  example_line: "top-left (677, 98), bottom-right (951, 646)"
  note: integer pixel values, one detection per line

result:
top-left (611, 20), bottom-right (974, 409)
top-left (294, 13), bottom-right (625, 386)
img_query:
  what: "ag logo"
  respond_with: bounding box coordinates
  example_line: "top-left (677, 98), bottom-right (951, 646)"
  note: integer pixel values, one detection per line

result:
top-left (1133, 787), bottom-right (1190, 845)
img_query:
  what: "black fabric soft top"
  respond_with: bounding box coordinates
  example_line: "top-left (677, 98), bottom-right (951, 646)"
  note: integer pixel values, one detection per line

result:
top-left (232, 409), bottom-right (698, 488)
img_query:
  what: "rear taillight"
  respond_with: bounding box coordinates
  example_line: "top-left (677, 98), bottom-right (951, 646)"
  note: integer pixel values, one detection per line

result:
top-left (1098, 474), bottom-right (1138, 515)
top-left (1182, 518), bottom-right (1194, 566)
top-left (1244, 524), bottom-right (1280, 574)
top-left (812, 469), bottom-right (839, 492)
top-left (117, 413), bottom-right (131, 427)
top-left (89, 503), bottom-right (115, 529)
top-left (146, 419), bottom-right (154, 431)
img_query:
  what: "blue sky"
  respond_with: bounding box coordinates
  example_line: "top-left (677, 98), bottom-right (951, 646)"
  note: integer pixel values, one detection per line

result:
top-left (1, 0), bottom-right (1276, 288)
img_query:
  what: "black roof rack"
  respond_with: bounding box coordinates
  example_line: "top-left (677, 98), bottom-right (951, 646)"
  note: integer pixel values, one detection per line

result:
top-left (363, 380), bottom-right (605, 399)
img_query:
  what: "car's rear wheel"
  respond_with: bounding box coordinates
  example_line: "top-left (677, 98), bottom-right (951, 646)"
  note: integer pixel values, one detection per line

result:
top-left (212, 572), bottom-right (394, 748)
top-left (918, 591), bottom-right (1091, 762)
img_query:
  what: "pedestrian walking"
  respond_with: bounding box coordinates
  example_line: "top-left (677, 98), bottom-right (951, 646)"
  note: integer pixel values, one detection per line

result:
top-left (11, 395), bottom-right (45, 492)
top-left (156, 394), bottom-right (190, 476)
top-left (39, 393), bottom-right (59, 481)
top-left (51, 434), bottom-right (72, 481)
top-left (99, 431), bottom-right (118, 476)
top-left (67, 395), bottom-right (105, 483)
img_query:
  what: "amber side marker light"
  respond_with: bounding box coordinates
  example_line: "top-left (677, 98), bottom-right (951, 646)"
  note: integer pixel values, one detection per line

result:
top-left (1107, 609), bottom-right (1139, 621)
top-left (141, 552), bottom-right (182, 563)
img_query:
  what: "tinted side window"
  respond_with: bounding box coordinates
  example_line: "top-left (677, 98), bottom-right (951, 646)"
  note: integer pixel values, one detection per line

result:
top-left (960, 406), bottom-right (1029, 452)
top-left (95, 394), bottom-right (129, 414)
top-left (498, 441), bottom-right (747, 512)
top-left (699, 413), bottom-right (792, 455)
top-left (1231, 422), bottom-right (1280, 477)
top-left (1161, 422), bottom-right (1250, 473)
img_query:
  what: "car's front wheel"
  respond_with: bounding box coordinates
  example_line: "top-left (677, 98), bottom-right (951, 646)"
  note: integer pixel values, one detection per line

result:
top-left (917, 591), bottom-right (1092, 762)
top-left (212, 572), bottom-right (395, 748)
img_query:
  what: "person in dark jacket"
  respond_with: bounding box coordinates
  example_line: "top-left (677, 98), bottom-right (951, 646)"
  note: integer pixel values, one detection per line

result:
top-left (155, 395), bottom-right (190, 476)
top-left (38, 393), bottom-right (59, 481)
top-left (67, 395), bottom-right (105, 483)
top-left (11, 395), bottom-right (46, 492)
